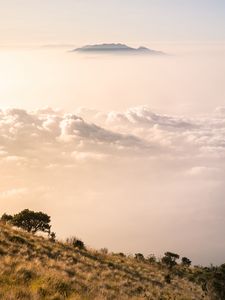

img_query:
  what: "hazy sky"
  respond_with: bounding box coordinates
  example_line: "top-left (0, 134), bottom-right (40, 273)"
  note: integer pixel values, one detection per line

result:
top-left (0, 0), bottom-right (225, 45)
top-left (0, 0), bottom-right (225, 265)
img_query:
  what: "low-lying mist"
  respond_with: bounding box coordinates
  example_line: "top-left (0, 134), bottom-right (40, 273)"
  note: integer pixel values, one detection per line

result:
top-left (0, 105), bottom-right (225, 265)
top-left (0, 42), bottom-right (224, 115)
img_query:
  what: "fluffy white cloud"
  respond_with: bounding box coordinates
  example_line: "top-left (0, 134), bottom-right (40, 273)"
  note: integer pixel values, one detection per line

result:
top-left (0, 106), bottom-right (225, 167)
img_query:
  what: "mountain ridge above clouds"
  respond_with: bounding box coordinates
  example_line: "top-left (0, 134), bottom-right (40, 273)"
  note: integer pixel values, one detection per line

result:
top-left (72, 43), bottom-right (165, 55)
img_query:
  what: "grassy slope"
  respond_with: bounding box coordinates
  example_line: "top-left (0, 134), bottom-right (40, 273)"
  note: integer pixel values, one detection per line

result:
top-left (0, 223), bottom-right (209, 300)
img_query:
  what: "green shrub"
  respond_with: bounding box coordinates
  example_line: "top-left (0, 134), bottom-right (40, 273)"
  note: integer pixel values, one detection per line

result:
top-left (147, 254), bottom-right (157, 264)
top-left (135, 253), bottom-right (145, 261)
top-left (181, 257), bottom-right (192, 267)
top-left (162, 252), bottom-right (180, 269)
top-left (67, 237), bottom-right (85, 250)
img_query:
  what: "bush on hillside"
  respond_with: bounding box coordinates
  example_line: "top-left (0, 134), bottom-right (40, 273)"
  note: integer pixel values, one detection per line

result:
top-left (66, 237), bottom-right (85, 250)
top-left (181, 256), bottom-right (192, 267)
top-left (162, 252), bottom-right (180, 269)
top-left (135, 253), bottom-right (145, 261)
top-left (49, 232), bottom-right (56, 242)
top-left (147, 254), bottom-right (157, 264)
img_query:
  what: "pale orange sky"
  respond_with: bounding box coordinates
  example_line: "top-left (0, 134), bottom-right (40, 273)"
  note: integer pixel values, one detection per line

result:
top-left (0, 0), bottom-right (225, 265)
top-left (0, 0), bottom-right (225, 46)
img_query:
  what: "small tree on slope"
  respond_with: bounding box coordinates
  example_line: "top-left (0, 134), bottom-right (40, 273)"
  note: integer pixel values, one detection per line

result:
top-left (11, 209), bottom-right (51, 234)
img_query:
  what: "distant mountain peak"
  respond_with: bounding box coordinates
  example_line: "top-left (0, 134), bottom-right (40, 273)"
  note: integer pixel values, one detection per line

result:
top-left (72, 43), bottom-right (165, 55)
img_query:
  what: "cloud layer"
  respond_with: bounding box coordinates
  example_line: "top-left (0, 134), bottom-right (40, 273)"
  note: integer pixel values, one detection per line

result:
top-left (1, 105), bottom-right (225, 166)
top-left (1, 106), bottom-right (225, 265)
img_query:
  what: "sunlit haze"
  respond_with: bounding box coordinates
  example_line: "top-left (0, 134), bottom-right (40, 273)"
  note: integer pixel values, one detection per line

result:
top-left (0, 0), bottom-right (225, 266)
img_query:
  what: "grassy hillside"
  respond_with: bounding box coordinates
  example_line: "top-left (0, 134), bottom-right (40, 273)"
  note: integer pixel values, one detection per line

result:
top-left (0, 222), bottom-right (216, 299)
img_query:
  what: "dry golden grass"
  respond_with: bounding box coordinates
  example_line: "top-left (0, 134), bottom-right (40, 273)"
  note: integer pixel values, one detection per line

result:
top-left (0, 223), bottom-right (209, 300)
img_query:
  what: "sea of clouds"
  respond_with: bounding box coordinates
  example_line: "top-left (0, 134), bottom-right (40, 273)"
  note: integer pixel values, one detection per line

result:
top-left (0, 105), bottom-right (225, 167)
top-left (1, 105), bottom-right (225, 264)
